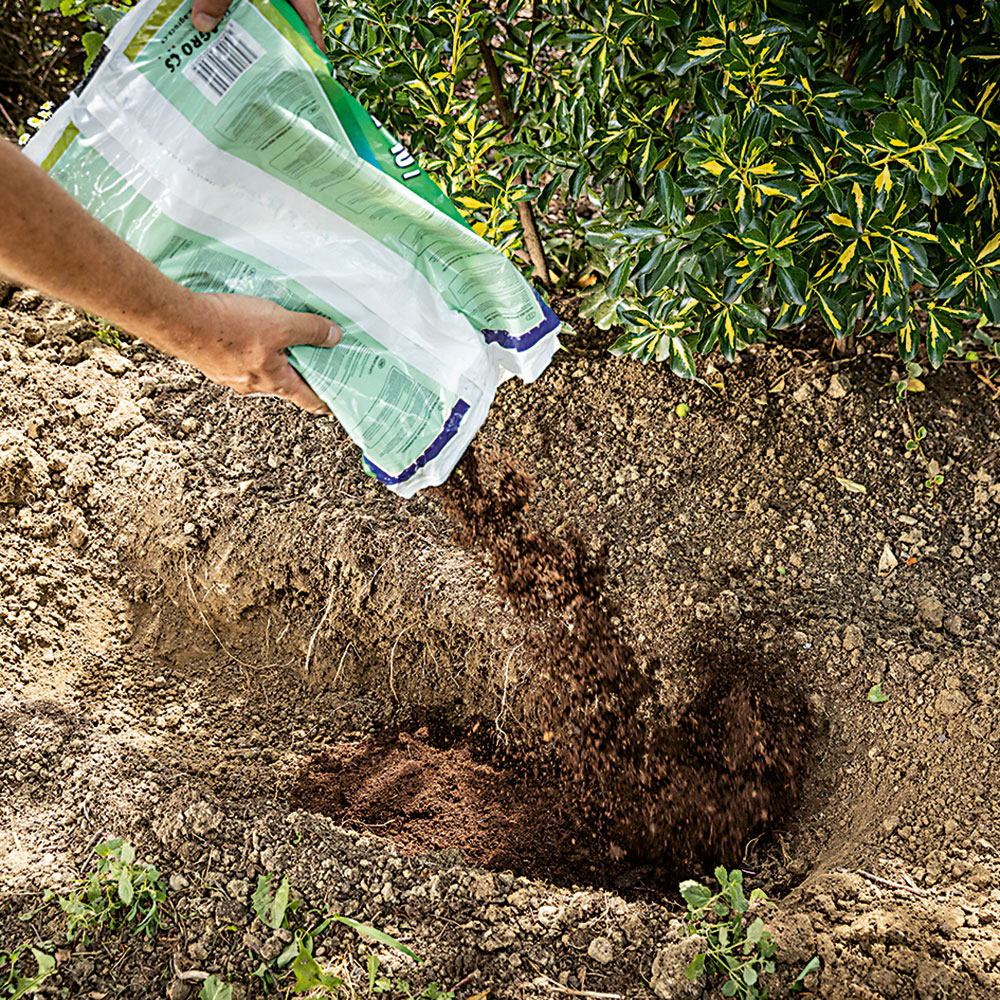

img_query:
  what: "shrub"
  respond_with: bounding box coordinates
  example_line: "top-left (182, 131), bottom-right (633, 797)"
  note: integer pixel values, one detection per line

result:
top-left (0, 0), bottom-right (83, 137)
top-left (320, 0), bottom-right (1000, 374)
top-left (29, 0), bottom-right (1000, 374)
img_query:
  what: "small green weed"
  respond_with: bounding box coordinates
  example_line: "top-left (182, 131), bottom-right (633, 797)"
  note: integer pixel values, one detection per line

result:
top-left (789, 956), bottom-right (821, 995)
top-left (868, 683), bottom-right (890, 704)
top-left (249, 873), bottom-right (427, 997)
top-left (681, 867), bottom-right (776, 999)
top-left (198, 975), bottom-right (233, 1000)
top-left (891, 361), bottom-right (927, 399)
top-left (1, 943), bottom-right (55, 999)
top-left (59, 838), bottom-right (166, 943)
top-left (367, 954), bottom-right (454, 1000)
top-left (93, 318), bottom-right (127, 352)
top-left (903, 410), bottom-right (945, 500)
top-left (252, 873), bottom-right (297, 930)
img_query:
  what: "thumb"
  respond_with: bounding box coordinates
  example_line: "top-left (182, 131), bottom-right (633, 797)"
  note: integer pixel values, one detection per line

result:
top-left (283, 314), bottom-right (343, 350)
top-left (191, 0), bottom-right (231, 33)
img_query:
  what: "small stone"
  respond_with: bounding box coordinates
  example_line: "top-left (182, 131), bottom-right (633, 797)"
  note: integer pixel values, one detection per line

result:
top-left (827, 374), bottom-right (849, 399)
top-left (48, 450), bottom-right (71, 472)
top-left (917, 596), bottom-right (945, 628)
top-left (226, 878), bottom-right (249, 901)
top-left (67, 520), bottom-right (88, 549)
top-left (934, 688), bottom-right (970, 717)
top-left (842, 624), bottom-right (864, 651)
top-left (650, 936), bottom-right (705, 999)
top-left (180, 416), bottom-right (199, 435)
top-left (21, 321), bottom-right (46, 345)
top-left (587, 937), bottom-right (614, 964)
top-left (64, 453), bottom-right (96, 490)
top-left (106, 397), bottom-right (145, 437)
top-left (0, 430), bottom-right (49, 504)
top-left (88, 342), bottom-right (131, 375)
top-left (718, 590), bottom-right (741, 623)
top-left (472, 873), bottom-right (496, 900)
top-left (260, 933), bottom-right (287, 961)
top-left (944, 819), bottom-right (959, 837)
top-left (943, 615), bottom-right (963, 636)
top-left (167, 980), bottom-right (192, 1000)
top-left (169, 873), bottom-right (190, 891)
top-left (878, 544), bottom-right (898, 576)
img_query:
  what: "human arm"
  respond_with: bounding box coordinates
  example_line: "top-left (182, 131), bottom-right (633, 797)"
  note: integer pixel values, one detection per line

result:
top-left (192, 0), bottom-right (325, 51)
top-left (0, 139), bottom-right (340, 414)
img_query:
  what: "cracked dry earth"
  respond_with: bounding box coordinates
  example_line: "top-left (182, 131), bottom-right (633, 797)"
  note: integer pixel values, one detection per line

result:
top-left (2, 281), bottom-right (1000, 999)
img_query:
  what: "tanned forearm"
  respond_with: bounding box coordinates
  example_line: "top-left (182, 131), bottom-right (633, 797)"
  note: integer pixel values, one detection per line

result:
top-left (0, 139), bottom-right (205, 354)
top-left (0, 139), bottom-right (340, 414)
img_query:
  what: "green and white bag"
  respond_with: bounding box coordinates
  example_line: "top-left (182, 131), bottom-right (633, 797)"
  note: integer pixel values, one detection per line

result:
top-left (25, 0), bottom-right (559, 496)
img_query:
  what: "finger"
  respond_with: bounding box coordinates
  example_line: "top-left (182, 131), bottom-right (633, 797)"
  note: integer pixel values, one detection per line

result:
top-left (290, 0), bottom-right (326, 52)
top-left (279, 311), bottom-right (343, 351)
top-left (268, 364), bottom-right (333, 416)
top-left (191, 0), bottom-right (230, 33)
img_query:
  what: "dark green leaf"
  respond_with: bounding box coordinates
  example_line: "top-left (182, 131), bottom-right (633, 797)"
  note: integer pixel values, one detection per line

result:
top-left (776, 266), bottom-right (807, 305)
top-left (684, 953), bottom-right (706, 981)
top-left (679, 880), bottom-right (712, 909)
top-left (871, 112), bottom-right (909, 149)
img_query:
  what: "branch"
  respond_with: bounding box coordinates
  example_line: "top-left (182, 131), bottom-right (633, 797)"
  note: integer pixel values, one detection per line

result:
top-left (477, 36), bottom-right (551, 285)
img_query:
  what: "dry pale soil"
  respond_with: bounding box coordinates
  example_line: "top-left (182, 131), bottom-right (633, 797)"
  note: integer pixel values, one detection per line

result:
top-left (1, 282), bottom-right (1000, 1000)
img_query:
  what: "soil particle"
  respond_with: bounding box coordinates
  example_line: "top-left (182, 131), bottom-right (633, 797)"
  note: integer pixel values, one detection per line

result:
top-left (917, 595), bottom-right (946, 628)
top-left (842, 624), bottom-right (864, 651)
top-left (0, 428), bottom-right (49, 502)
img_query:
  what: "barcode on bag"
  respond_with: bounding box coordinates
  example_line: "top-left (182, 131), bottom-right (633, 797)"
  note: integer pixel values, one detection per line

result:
top-left (182, 21), bottom-right (264, 104)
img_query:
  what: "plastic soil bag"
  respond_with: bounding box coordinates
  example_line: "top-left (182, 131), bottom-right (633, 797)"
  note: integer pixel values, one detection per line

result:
top-left (25, 0), bottom-right (559, 497)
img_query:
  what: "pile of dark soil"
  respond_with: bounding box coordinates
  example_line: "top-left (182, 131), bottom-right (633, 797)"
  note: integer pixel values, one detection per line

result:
top-left (293, 726), bottom-right (624, 889)
top-left (293, 625), bottom-right (810, 890)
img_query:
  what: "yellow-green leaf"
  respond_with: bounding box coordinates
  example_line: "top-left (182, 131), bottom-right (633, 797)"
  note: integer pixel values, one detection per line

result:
top-left (834, 240), bottom-right (859, 274)
top-left (851, 181), bottom-right (865, 218)
top-left (977, 232), bottom-right (1000, 261)
top-left (827, 213), bottom-right (855, 229)
top-left (875, 163), bottom-right (893, 197)
top-left (692, 35), bottom-right (727, 54)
